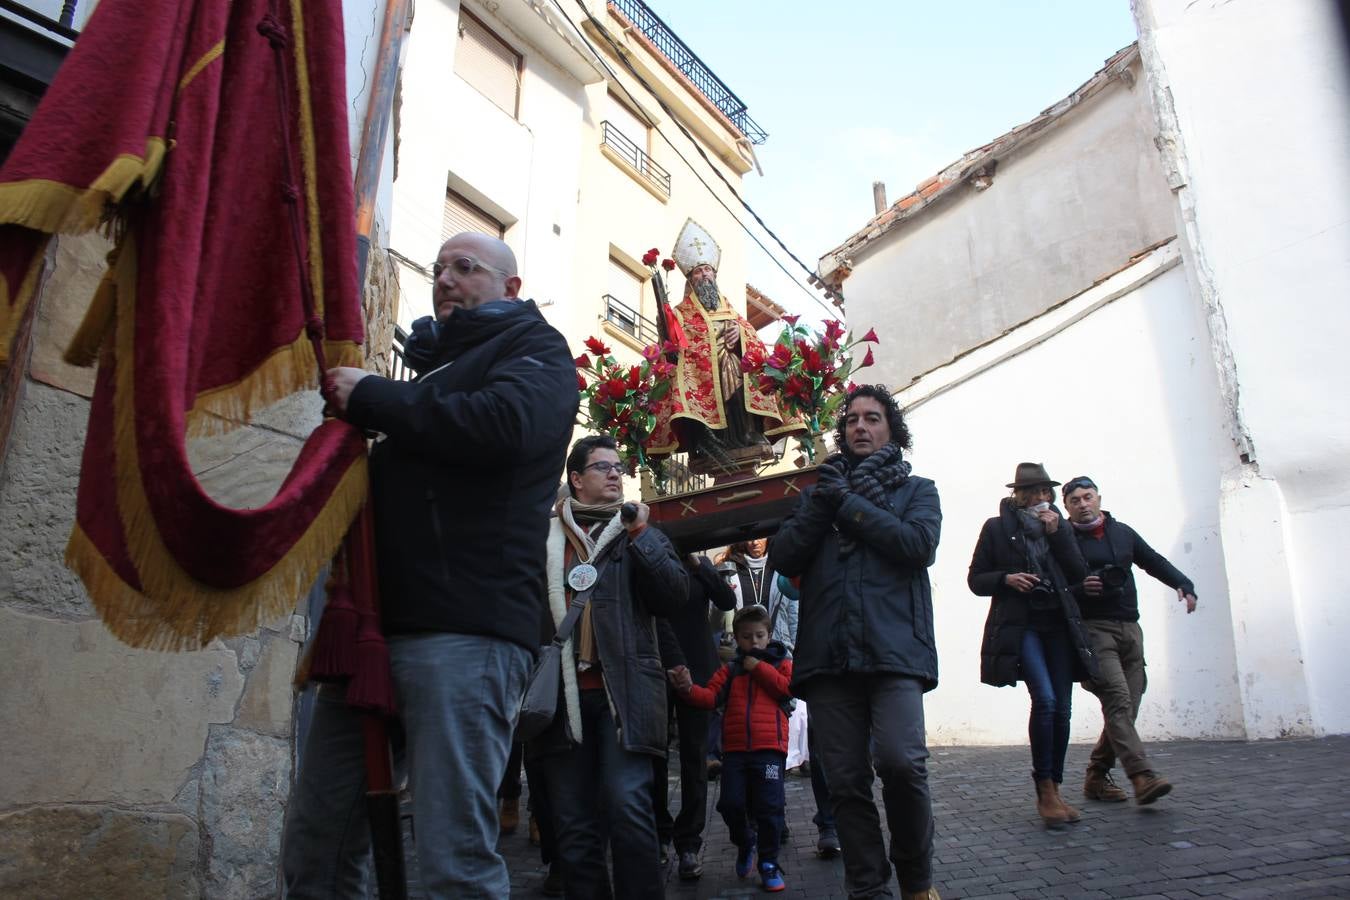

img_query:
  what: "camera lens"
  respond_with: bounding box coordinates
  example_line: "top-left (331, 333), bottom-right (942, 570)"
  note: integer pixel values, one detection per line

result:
top-left (1100, 565), bottom-right (1128, 589)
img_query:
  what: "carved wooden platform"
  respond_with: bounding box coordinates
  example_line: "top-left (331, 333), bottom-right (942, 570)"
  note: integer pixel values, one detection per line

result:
top-left (644, 466), bottom-right (819, 553)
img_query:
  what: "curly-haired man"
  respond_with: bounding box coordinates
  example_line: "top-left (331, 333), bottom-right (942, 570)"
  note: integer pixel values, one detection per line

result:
top-left (770, 385), bottom-right (943, 900)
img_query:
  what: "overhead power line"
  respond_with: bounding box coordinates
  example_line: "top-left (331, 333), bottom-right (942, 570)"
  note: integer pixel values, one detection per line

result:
top-left (556, 0), bottom-right (843, 317)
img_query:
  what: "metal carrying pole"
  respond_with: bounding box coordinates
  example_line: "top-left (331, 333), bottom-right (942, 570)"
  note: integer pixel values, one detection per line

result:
top-left (351, 1), bottom-right (414, 897)
top-left (354, 0), bottom-right (412, 290)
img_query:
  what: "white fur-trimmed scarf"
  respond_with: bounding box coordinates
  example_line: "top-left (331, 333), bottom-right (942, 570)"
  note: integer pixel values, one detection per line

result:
top-left (546, 504), bottom-right (627, 743)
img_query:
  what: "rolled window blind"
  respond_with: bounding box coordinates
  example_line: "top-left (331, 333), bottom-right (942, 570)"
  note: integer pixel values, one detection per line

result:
top-left (442, 189), bottom-right (503, 242)
top-left (454, 11), bottom-right (520, 117)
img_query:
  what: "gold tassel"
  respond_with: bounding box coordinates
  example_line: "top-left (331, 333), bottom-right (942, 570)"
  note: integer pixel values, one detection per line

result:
top-left (62, 246), bottom-right (122, 367)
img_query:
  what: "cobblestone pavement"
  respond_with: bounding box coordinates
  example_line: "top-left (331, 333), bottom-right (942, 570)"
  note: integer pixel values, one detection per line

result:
top-left (490, 736), bottom-right (1350, 899)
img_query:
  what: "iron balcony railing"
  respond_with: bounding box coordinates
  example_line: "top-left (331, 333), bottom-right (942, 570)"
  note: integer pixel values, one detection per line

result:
top-left (601, 120), bottom-right (670, 197)
top-left (391, 323), bottom-right (414, 382)
top-left (0, 0), bottom-right (81, 35)
top-left (602, 293), bottom-right (659, 346)
top-left (607, 0), bottom-right (767, 145)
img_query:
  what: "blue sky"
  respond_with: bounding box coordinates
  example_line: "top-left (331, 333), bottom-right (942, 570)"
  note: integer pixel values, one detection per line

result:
top-left (647, 0), bottom-right (1140, 324)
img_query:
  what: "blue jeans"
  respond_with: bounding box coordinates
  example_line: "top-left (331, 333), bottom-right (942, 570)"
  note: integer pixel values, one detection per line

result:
top-left (1021, 625), bottom-right (1075, 783)
top-left (718, 750), bottom-right (787, 863)
top-left (808, 674), bottom-right (934, 897)
top-left (281, 632), bottom-right (530, 899)
top-left (541, 688), bottom-right (663, 900)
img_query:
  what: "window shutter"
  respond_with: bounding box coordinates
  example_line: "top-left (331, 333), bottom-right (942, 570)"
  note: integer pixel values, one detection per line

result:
top-left (442, 190), bottom-right (504, 242)
top-left (454, 11), bottom-right (520, 117)
top-left (608, 258), bottom-right (643, 311)
top-left (605, 93), bottom-right (649, 150)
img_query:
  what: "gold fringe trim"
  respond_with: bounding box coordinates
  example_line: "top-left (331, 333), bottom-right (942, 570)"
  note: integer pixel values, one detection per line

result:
top-left (0, 240), bottom-right (51, 366)
top-left (763, 419), bottom-right (806, 438)
top-left (185, 335), bottom-right (362, 438)
top-left (1, 138), bottom-right (165, 364)
top-left (0, 138), bottom-right (167, 236)
top-left (74, 233), bottom-right (370, 650)
top-left (68, 454), bottom-right (366, 651)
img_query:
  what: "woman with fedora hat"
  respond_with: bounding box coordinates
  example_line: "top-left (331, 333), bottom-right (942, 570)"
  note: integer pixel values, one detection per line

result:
top-left (968, 463), bottom-right (1098, 827)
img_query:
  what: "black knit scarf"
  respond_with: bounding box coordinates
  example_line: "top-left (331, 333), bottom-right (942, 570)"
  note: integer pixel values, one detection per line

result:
top-left (820, 442), bottom-right (911, 556)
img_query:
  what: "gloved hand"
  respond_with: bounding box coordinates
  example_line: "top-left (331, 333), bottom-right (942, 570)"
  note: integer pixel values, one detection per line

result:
top-left (813, 465), bottom-right (851, 509)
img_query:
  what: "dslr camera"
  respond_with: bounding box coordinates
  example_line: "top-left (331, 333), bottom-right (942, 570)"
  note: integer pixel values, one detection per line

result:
top-left (1090, 564), bottom-right (1129, 594)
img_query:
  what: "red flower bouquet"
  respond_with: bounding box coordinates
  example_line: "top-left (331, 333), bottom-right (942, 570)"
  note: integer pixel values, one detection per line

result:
top-left (575, 336), bottom-right (675, 471)
top-left (744, 317), bottom-right (880, 462)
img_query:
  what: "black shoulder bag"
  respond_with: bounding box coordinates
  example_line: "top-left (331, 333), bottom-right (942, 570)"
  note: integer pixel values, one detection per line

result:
top-left (515, 547), bottom-right (617, 742)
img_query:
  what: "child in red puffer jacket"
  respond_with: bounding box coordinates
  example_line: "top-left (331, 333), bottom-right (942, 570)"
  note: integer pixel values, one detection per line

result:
top-left (669, 604), bottom-right (793, 893)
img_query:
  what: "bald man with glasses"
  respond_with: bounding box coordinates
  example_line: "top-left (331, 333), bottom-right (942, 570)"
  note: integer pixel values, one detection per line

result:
top-left (282, 233), bottom-right (579, 898)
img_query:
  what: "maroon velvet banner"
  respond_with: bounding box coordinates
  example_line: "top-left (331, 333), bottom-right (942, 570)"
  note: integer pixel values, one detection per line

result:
top-left (0, 0), bottom-right (371, 649)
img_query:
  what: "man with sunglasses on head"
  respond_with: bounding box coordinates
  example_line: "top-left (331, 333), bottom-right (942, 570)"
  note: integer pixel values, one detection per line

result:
top-left (281, 232), bottom-right (578, 898)
top-left (1061, 475), bottom-right (1198, 808)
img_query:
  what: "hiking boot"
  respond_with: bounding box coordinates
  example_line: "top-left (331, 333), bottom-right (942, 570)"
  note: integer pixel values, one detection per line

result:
top-left (1035, 778), bottom-right (1069, 826)
top-left (1130, 771), bottom-right (1173, 805)
top-left (758, 860), bottom-right (786, 893)
top-left (816, 827), bottom-right (841, 858)
top-left (498, 797), bottom-right (520, 834)
top-left (735, 845), bottom-right (755, 879)
top-left (1084, 768), bottom-right (1128, 802)
top-left (678, 850), bottom-right (702, 880)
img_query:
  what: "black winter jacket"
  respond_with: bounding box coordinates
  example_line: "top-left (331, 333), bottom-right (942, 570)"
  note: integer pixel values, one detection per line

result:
top-left (770, 475), bottom-right (942, 696)
top-left (666, 557), bottom-right (737, 684)
top-left (967, 498), bottom-right (1098, 686)
top-left (1069, 512), bottom-right (1195, 621)
top-left (532, 525), bottom-right (688, 758)
top-left (344, 301), bottom-right (578, 651)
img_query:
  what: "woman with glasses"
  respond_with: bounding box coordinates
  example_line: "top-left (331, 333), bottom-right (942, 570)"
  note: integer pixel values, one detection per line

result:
top-left (967, 463), bottom-right (1098, 827)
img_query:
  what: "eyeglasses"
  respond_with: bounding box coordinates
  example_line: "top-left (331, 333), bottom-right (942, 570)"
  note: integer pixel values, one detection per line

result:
top-left (1063, 476), bottom-right (1098, 494)
top-left (431, 256), bottom-right (507, 280)
top-left (583, 461), bottom-right (626, 476)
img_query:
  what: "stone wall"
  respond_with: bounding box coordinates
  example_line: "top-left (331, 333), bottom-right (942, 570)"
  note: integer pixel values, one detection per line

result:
top-left (840, 59), bottom-right (1176, 388)
top-left (0, 219), bottom-right (398, 896)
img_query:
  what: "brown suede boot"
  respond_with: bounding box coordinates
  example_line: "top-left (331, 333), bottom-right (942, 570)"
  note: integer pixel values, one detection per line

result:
top-left (1050, 781), bottom-right (1081, 822)
top-left (1084, 768), bottom-right (1128, 802)
top-left (1129, 771), bottom-right (1173, 805)
top-left (499, 796), bottom-right (520, 834)
top-left (900, 889), bottom-right (942, 900)
top-left (1035, 778), bottom-right (1070, 825)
